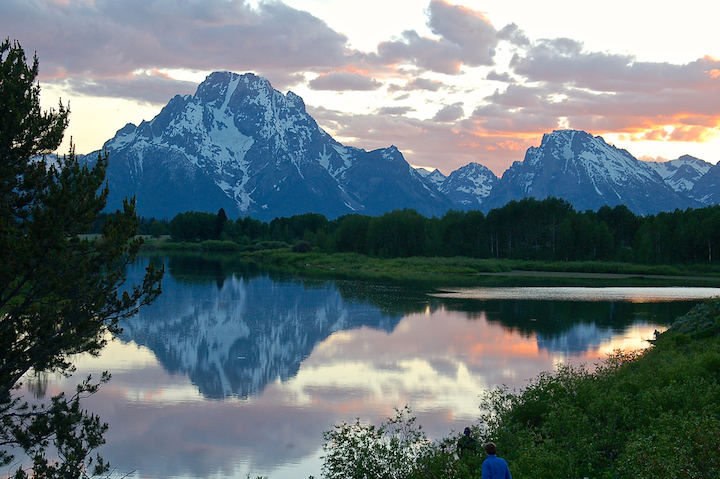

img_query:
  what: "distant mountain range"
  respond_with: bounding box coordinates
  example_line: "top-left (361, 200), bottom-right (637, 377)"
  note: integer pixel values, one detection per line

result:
top-left (80, 71), bottom-right (719, 219)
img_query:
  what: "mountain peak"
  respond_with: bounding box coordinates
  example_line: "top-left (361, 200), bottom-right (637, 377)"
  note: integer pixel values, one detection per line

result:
top-left (483, 129), bottom-right (699, 214)
top-left (644, 154), bottom-right (713, 194)
top-left (437, 162), bottom-right (497, 209)
top-left (94, 71), bottom-right (454, 220)
top-left (536, 129), bottom-right (634, 165)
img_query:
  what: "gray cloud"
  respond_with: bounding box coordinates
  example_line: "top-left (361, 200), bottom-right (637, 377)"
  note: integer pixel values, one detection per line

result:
top-left (426, 0), bottom-right (499, 67)
top-left (377, 30), bottom-right (465, 75)
top-left (374, 0), bottom-right (499, 75)
top-left (50, 72), bottom-right (198, 105)
top-left (0, 0), bottom-right (350, 80)
top-left (376, 106), bottom-right (417, 115)
top-left (485, 83), bottom-right (551, 109)
top-left (308, 71), bottom-right (383, 91)
top-left (496, 23), bottom-right (531, 48)
top-left (309, 105), bottom-right (524, 174)
top-left (470, 102), bottom-right (560, 135)
top-left (509, 38), bottom-right (720, 95)
top-left (432, 102), bottom-right (464, 122)
top-left (388, 77), bottom-right (446, 93)
top-left (256, 71), bottom-right (308, 92)
top-left (471, 65), bottom-right (720, 141)
top-left (459, 31), bottom-right (720, 145)
top-left (486, 70), bottom-right (516, 83)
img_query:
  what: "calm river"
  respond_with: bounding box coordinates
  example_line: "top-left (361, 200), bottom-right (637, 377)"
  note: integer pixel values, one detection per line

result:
top-left (26, 255), bottom-right (720, 479)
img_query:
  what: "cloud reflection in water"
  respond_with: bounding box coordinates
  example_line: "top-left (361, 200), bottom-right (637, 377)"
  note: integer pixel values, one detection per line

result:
top-left (48, 302), bottom-right (665, 479)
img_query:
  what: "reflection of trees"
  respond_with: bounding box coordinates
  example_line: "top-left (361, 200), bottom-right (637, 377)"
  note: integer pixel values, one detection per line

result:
top-left (439, 298), bottom-right (694, 338)
top-left (161, 253), bottom-right (259, 289)
top-left (332, 280), bottom-right (431, 316)
top-left (158, 253), bottom-right (433, 316)
top-left (156, 252), bottom-right (702, 323)
top-left (158, 251), bottom-right (699, 338)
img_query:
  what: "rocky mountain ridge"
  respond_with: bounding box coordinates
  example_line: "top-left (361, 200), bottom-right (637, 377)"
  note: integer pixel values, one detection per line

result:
top-left (91, 71), bottom-right (452, 220)
top-left (78, 71), bottom-right (717, 219)
top-left (417, 162), bottom-right (497, 209)
top-left (481, 130), bottom-right (704, 214)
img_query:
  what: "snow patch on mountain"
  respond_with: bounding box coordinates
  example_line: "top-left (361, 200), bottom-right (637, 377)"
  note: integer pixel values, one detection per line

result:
top-left (105, 124), bottom-right (139, 150)
top-left (415, 168), bottom-right (447, 189)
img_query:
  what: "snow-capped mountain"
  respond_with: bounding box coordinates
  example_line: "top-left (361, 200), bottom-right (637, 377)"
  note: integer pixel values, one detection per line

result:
top-left (482, 130), bottom-right (701, 214)
top-left (83, 74), bottom-right (716, 219)
top-left (416, 163), bottom-right (497, 209)
top-left (415, 167), bottom-right (447, 190)
top-left (644, 155), bottom-right (712, 194)
top-left (93, 71), bottom-right (453, 220)
top-left (439, 162), bottom-right (497, 209)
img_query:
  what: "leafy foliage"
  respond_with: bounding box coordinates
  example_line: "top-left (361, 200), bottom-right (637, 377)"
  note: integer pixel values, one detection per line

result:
top-left (321, 406), bottom-right (431, 479)
top-left (0, 39), bottom-right (163, 478)
top-left (322, 407), bottom-right (488, 479)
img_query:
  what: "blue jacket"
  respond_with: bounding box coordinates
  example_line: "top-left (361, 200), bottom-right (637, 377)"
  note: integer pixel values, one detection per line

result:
top-left (481, 454), bottom-right (512, 479)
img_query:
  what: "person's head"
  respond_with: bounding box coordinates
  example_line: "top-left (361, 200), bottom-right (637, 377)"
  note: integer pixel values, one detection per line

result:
top-left (463, 427), bottom-right (471, 436)
top-left (485, 442), bottom-right (497, 455)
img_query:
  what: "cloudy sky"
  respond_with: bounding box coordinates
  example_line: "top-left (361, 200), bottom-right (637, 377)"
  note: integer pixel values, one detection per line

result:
top-left (4, 0), bottom-right (719, 174)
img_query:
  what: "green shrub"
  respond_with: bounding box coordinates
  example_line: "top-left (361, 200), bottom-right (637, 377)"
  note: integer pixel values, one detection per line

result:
top-left (322, 407), bottom-right (432, 479)
top-left (199, 240), bottom-right (240, 252)
top-left (292, 240), bottom-right (313, 253)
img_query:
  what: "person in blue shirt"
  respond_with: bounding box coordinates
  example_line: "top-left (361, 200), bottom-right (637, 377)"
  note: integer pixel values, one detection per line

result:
top-left (481, 442), bottom-right (512, 479)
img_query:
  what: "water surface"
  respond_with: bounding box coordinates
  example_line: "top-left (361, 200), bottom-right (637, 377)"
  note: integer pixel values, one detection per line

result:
top-left (29, 256), bottom-right (718, 479)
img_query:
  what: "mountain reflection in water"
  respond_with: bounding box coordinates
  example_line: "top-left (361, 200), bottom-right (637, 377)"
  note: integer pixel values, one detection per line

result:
top-left (35, 255), bottom-right (713, 479)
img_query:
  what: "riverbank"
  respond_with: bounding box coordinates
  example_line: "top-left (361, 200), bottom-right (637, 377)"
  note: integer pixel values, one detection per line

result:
top-left (140, 237), bottom-right (720, 286)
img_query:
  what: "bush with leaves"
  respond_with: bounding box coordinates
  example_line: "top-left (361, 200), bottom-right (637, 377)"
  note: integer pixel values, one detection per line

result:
top-left (321, 406), bottom-right (488, 479)
top-left (321, 406), bottom-right (434, 479)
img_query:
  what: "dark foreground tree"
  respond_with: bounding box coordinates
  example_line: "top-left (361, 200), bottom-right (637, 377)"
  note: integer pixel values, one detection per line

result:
top-left (0, 39), bottom-right (163, 478)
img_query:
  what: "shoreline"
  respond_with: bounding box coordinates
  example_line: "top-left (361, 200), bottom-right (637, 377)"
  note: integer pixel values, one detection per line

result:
top-left (139, 243), bottom-right (720, 285)
top-left (476, 269), bottom-right (720, 282)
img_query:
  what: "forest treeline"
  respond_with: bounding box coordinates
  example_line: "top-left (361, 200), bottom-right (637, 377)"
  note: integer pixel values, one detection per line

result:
top-left (120, 197), bottom-right (720, 264)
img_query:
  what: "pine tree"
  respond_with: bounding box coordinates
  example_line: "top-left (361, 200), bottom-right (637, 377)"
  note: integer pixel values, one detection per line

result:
top-left (0, 38), bottom-right (163, 478)
top-left (215, 207), bottom-right (228, 239)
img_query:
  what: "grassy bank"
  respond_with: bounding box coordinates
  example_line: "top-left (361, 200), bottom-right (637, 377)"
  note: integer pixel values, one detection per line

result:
top-left (140, 237), bottom-right (720, 286)
top-left (478, 299), bottom-right (720, 478)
